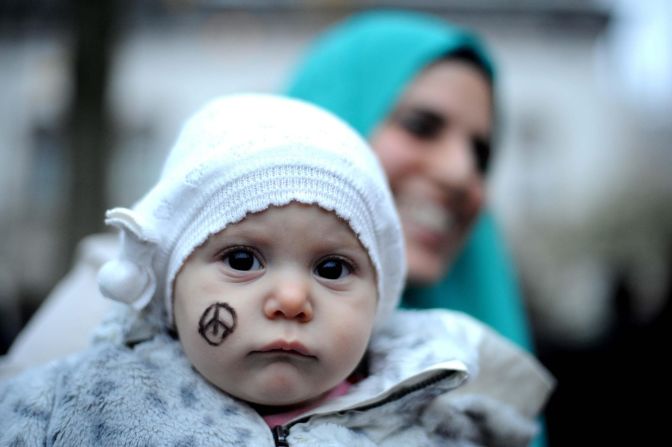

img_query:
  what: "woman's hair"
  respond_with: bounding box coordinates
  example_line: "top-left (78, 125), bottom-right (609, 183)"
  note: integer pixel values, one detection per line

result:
top-left (444, 47), bottom-right (493, 84)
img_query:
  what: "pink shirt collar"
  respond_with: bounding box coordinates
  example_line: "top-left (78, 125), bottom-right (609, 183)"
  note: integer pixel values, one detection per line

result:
top-left (262, 380), bottom-right (352, 428)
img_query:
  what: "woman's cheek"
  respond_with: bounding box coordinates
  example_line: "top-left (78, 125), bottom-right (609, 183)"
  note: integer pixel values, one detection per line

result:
top-left (370, 127), bottom-right (418, 186)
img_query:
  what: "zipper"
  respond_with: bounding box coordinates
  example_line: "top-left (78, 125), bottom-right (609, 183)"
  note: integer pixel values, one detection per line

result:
top-left (269, 369), bottom-right (457, 446)
top-left (272, 425), bottom-right (290, 447)
top-left (344, 369), bottom-right (455, 413)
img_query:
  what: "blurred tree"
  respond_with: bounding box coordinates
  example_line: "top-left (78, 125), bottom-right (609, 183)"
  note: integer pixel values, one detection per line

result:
top-left (64, 0), bottom-right (118, 269)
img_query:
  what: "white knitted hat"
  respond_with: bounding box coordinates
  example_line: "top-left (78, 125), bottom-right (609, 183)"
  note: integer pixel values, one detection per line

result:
top-left (97, 93), bottom-right (405, 331)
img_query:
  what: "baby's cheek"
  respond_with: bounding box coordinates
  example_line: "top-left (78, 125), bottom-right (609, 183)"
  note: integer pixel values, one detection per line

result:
top-left (176, 305), bottom-right (238, 392)
top-left (197, 302), bottom-right (237, 346)
top-left (179, 302), bottom-right (238, 362)
top-left (333, 321), bottom-right (372, 362)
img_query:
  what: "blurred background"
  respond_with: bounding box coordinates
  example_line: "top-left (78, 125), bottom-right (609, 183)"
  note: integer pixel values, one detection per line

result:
top-left (1, 0), bottom-right (670, 444)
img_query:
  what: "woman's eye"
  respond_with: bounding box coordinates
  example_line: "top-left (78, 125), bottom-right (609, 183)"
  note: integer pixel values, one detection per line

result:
top-left (314, 258), bottom-right (352, 280)
top-left (398, 110), bottom-right (444, 140)
top-left (221, 248), bottom-right (262, 271)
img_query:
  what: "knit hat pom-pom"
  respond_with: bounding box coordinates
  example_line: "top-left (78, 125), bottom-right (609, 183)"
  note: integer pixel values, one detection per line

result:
top-left (97, 259), bottom-right (155, 310)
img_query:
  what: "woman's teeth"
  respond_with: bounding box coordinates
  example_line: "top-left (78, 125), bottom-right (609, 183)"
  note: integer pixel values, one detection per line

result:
top-left (402, 201), bottom-right (454, 233)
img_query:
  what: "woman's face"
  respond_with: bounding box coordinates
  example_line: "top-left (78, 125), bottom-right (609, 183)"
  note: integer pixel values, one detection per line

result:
top-left (370, 59), bottom-right (493, 284)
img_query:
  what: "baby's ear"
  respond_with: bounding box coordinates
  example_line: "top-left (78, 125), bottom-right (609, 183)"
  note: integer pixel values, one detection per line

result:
top-left (97, 208), bottom-right (158, 310)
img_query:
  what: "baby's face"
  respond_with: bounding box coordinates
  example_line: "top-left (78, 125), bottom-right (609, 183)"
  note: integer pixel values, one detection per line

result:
top-left (173, 203), bottom-right (377, 408)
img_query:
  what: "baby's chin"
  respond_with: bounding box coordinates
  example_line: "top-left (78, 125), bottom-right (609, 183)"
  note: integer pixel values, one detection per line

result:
top-left (230, 387), bottom-right (331, 414)
top-left (217, 369), bottom-right (332, 409)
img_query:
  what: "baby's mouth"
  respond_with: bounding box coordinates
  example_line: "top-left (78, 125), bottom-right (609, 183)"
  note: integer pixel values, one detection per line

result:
top-left (252, 340), bottom-right (316, 359)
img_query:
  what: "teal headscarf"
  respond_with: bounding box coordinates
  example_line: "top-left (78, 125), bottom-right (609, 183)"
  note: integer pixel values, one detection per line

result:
top-left (284, 10), bottom-right (531, 351)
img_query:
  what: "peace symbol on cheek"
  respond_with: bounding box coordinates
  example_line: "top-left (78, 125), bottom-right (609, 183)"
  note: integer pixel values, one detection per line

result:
top-left (198, 302), bottom-right (237, 346)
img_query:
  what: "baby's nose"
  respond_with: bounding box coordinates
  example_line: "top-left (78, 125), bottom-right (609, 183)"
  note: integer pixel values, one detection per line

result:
top-left (263, 274), bottom-right (313, 322)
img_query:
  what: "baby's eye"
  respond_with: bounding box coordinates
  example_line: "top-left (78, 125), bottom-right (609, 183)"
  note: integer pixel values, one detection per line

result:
top-left (314, 257), bottom-right (353, 280)
top-left (221, 248), bottom-right (263, 271)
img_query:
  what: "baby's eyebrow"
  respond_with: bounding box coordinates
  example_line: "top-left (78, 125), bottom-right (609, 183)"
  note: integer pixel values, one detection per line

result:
top-left (314, 240), bottom-right (371, 264)
top-left (210, 224), bottom-right (271, 242)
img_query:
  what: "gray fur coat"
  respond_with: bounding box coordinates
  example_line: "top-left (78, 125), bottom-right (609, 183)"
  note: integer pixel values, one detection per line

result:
top-left (0, 309), bottom-right (553, 446)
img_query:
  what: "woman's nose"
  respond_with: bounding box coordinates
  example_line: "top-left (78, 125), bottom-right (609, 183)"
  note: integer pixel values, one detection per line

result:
top-left (425, 134), bottom-right (476, 191)
top-left (263, 273), bottom-right (313, 322)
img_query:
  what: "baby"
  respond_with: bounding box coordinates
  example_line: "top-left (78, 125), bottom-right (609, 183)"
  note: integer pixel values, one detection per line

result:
top-left (0, 94), bottom-right (552, 446)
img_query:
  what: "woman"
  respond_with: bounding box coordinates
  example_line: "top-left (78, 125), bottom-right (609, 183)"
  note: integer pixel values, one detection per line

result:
top-left (286, 10), bottom-right (532, 349)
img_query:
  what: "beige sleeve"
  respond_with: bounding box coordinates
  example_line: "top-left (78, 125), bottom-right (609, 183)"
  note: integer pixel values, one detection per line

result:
top-left (449, 314), bottom-right (556, 419)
